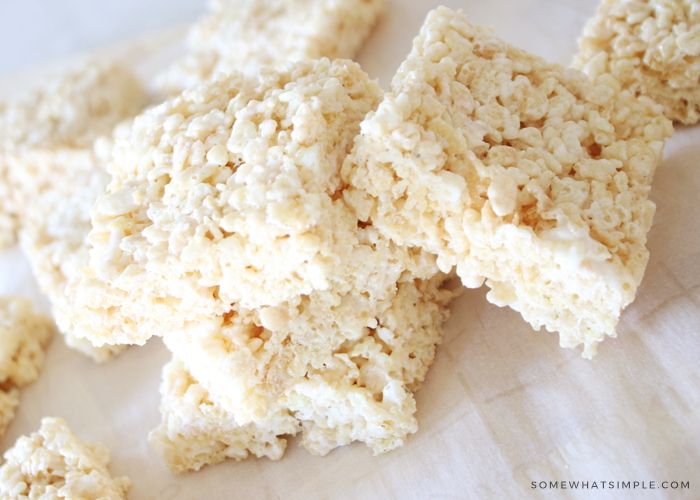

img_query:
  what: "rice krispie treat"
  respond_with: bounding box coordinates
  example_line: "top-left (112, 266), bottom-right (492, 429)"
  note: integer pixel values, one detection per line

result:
top-left (156, 0), bottom-right (386, 96)
top-left (574, 0), bottom-right (700, 124)
top-left (61, 59), bottom-right (429, 347)
top-left (150, 358), bottom-right (298, 472)
top-left (0, 389), bottom-right (19, 441)
top-left (164, 272), bottom-right (455, 456)
top-left (0, 417), bottom-right (131, 499)
top-left (20, 148), bottom-right (127, 363)
top-left (0, 296), bottom-right (54, 438)
top-left (343, 7), bottom-right (674, 357)
top-left (0, 61), bottom-right (147, 247)
top-left (0, 296), bottom-right (54, 387)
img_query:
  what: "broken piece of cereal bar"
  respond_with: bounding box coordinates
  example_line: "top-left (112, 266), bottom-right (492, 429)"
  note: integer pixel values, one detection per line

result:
top-left (0, 417), bottom-right (131, 499)
top-left (343, 7), bottom-right (673, 357)
top-left (0, 389), bottom-right (19, 440)
top-left (574, 0), bottom-right (700, 124)
top-left (0, 296), bottom-right (54, 438)
top-left (164, 272), bottom-right (456, 456)
top-left (156, 0), bottom-right (386, 95)
top-left (61, 59), bottom-right (425, 347)
top-left (0, 296), bottom-right (54, 388)
top-left (149, 358), bottom-right (298, 473)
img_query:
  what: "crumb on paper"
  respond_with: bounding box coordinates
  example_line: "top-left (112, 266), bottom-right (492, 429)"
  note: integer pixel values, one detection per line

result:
top-left (0, 417), bottom-right (131, 499)
top-left (156, 0), bottom-right (386, 95)
top-left (0, 296), bottom-right (54, 438)
top-left (0, 296), bottom-right (54, 388)
top-left (342, 6), bottom-right (673, 357)
top-left (574, 0), bottom-right (700, 124)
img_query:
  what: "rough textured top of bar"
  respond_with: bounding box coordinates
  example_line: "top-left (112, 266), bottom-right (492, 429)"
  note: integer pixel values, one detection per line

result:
top-left (574, 0), bottom-right (700, 124)
top-left (343, 7), bottom-right (673, 356)
top-left (62, 59), bottom-right (440, 347)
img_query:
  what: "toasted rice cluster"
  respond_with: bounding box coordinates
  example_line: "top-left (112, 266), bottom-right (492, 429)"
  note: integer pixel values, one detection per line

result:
top-left (156, 0), bottom-right (386, 96)
top-left (0, 417), bottom-right (131, 499)
top-left (163, 273), bottom-right (455, 457)
top-left (0, 296), bottom-right (54, 387)
top-left (20, 149), bottom-right (127, 363)
top-left (60, 59), bottom-right (422, 347)
top-left (0, 296), bottom-right (54, 438)
top-left (0, 389), bottom-right (19, 441)
top-left (343, 7), bottom-right (674, 357)
top-left (0, 61), bottom-right (147, 247)
top-left (574, 0), bottom-right (700, 124)
top-left (149, 358), bottom-right (298, 473)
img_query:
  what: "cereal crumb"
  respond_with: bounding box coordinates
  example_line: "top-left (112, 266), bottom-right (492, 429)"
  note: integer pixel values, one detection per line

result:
top-left (0, 389), bottom-right (19, 441)
top-left (0, 296), bottom-right (54, 438)
top-left (0, 296), bottom-right (54, 388)
top-left (0, 417), bottom-right (131, 499)
top-left (62, 59), bottom-right (415, 347)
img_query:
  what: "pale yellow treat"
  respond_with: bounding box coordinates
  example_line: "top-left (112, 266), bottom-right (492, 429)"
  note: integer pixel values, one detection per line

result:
top-left (0, 389), bottom-right (19, 440)
top-left (61, 59), bottom-right (423, 347)
top-left (574, 0), bottom-right (700, 124)
top-left (0, 296), bottom-right (54, 388)
top-left (20, 147), bottom-right (126, 364)
top-left (164, 272), bottom-right (455, 456)
top-left (0, 297), bottom-right (53, 440)
top-left (149, 358), bottom-right (298, 473)
top-left (343, 7), bottom-right (674, 357)
top-left (156, 0), bottom-right (386, 96)
top-left (0, 61), bottom-right (147, 247)
top-left (0, 417), bottom-right (131, 499)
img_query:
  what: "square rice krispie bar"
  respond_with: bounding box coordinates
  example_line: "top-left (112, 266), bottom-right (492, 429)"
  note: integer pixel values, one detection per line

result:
top-left (163, 272), bottom-right (456, 457)
top-left (156, 0), bottom-right (386, 96)
top-left (149, 358), bottom-right (297, 473)
top-left (20, 145), bottom-right (127, 363)
top-left (0, 417), bottom-right (131, 499)
top-left (574, 0), bottom-right (700, 124)
top-left (0, 61), bottom-right (147, 248)
top-left (343, 7), bottom-right (674, 357)
top-left (0, 296), bottom-right (55, 438)
top-left (61, 59), bottom-right (436, 347)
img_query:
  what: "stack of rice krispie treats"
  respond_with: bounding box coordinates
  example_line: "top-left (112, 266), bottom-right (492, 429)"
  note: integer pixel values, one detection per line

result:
top-left (0, 0), bottom-right (687, 487)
